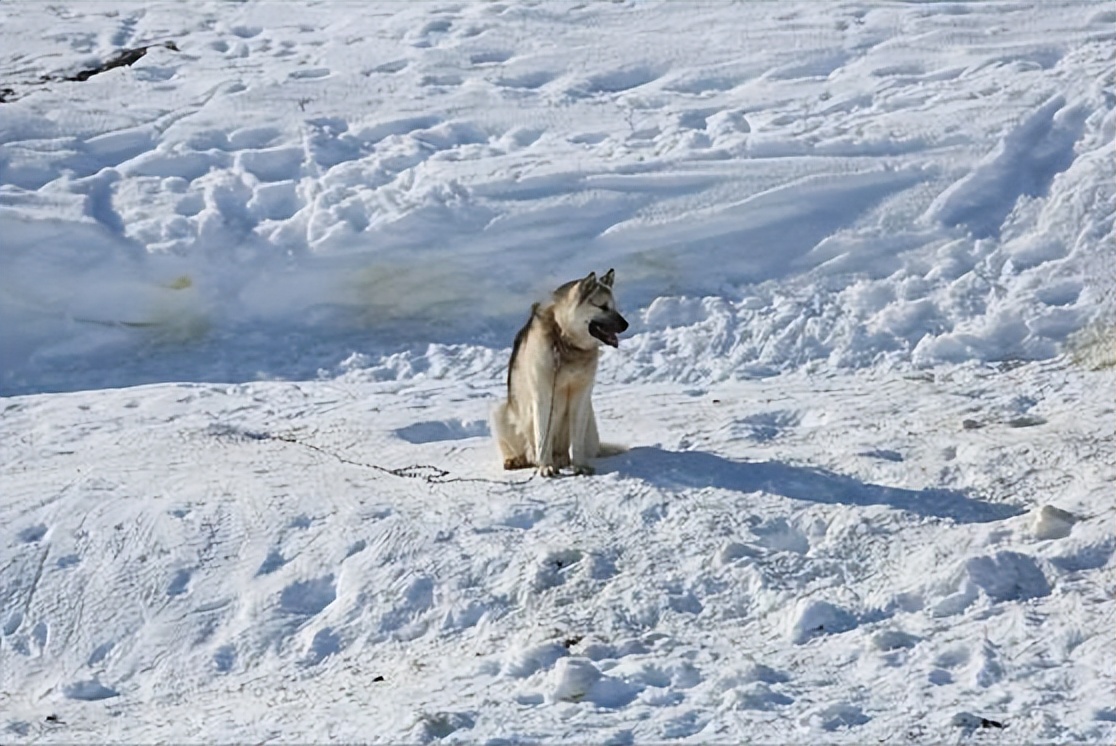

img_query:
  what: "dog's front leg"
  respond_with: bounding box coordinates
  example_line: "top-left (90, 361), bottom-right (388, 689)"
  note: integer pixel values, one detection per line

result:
top-left (569, 385), bottom-right (596, 476)
top-left (532, 371), bottom-right (559, 477)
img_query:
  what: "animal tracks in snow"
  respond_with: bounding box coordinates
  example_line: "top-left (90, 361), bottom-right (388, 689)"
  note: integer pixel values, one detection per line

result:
top-left (1, 357), bottom-right (1110, 741)
top-left (5, 0), bottom-right (1109, 393)
top-left (0, 1), bottom-right (1113, 742)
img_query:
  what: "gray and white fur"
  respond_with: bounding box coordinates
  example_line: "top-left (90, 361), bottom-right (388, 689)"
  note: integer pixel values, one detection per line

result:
top-left (491, 269), bottom-right (629, 476)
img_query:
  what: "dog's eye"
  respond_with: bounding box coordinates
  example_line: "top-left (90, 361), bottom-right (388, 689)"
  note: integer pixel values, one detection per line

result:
top-left (595, 303), bottom-right (609, 311)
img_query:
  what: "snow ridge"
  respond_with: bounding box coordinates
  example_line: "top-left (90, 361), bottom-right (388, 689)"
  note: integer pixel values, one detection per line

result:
top-left (1, 0), bottom-right (1112, 395)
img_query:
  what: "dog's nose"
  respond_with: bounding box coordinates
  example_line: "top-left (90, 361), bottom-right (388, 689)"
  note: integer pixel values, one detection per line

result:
top-left (617, 314), bottom-right (629, 333)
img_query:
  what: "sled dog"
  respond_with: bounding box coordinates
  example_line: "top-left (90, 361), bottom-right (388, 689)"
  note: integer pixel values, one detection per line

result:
top-left (491, 269), bottom-right (629, 477)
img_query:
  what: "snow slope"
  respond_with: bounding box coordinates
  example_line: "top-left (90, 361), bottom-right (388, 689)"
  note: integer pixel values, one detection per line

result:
top-left (2, 0), bottom-right (1113, 393)
top-left (1, 0), bottom-right (1114, 743)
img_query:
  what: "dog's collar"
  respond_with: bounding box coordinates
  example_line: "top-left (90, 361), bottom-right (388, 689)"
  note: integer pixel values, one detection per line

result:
top-left (534, 305), bottom-right (596, 355)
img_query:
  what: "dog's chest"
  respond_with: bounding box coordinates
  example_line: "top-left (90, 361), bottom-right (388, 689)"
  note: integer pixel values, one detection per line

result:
top-left (553, 347), bottom-right (598, 396)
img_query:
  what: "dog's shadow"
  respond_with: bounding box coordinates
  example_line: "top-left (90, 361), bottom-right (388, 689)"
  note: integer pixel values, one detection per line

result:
top-left (601, 446), bottom-right (1022, 524)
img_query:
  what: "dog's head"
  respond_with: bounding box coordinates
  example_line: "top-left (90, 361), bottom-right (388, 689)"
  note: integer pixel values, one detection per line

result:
top-left (555, 268), bottom-right (629, 349)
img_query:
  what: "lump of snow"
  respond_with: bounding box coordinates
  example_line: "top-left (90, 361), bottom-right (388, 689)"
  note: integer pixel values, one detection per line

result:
top-left (501, 641), bottom-right (567, 678)
top-left (930, 582), bottom-right (979, 618)
top-left (715, 541), bottom-right (761, 566)
top-left (547, 657), bottom-right (639, 707)
top-left (548, 657), bottom-right (602, 703)
top-left (722, 681), bottom-right (793, 711)
top-left (1031, 504), bottom-right (1077, 540)
top-left (410, 710), bottom-right (475, 744)
top-left (788, 599), bottom-right (857, 644)
top-left (870, 629), bottom-right (920, 651)
top-left (802, 702), bottom-right (871, 731)
top-left (578, 640), bottom-right (616, 661)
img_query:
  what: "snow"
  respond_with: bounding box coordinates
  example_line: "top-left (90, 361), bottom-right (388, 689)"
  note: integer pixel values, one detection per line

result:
top-left (0, 0), bottom-right (1113, 742)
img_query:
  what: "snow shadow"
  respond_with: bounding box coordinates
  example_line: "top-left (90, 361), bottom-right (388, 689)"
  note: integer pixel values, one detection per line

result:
top-left (607, 447), bottom-right (1022, 524)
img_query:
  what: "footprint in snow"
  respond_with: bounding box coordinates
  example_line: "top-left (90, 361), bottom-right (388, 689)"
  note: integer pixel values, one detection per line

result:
top-left (750, 516), bottom-right (810, 554)
top-left (57, 553), bottom-right (81, 569)
top-left (288, 67), bottom-right (331, 80)
top-left (88, 640), bottom-right (115, 666)
top-left (279, 575), bottom-right (336, 616)
top-left (230, 25), bottom-right (262, 39)
top-left (167, 568), bottom-right (192, 597)
top-left (496, 70), bottom-right (555, 90)
top-left (410, 18), bottom-right (454, 48)
top-left (369, 59), bottom-right (409, 75)
top-left (18, 524), bottom-right (48, 543)
top-left (928, 669), bottom-right (952, 685)
top-left (63, 679), bottom-right (119, 701)
top-left (257, 549), bottom-right (287, 576)
top-left (213, 643), bottom-right (237, 673)
top-left (469, 49), bottom-right (512, 66)
top-left (723, 682), bottom-right (794, 711)
top-left (303, 627), bottom-right (342, 665)
top-left (860, 448), bottom-right (904, 462)
top-left (730, 410), bottom-right (799, 442)
top-left (803, 702), bottom-right (871, 731)
top-left (410, 711), bottom-right (475, 743)
top-left (379, 576), bottom-right (434, 634)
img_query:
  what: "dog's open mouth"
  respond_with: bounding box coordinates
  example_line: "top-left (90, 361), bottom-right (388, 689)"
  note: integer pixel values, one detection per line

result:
top-left (589, 321), bottom-right (620, 348)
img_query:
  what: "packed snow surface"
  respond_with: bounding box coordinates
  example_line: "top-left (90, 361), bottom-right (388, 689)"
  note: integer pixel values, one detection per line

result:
top-left (1, 0), bottom-right (1113, 743)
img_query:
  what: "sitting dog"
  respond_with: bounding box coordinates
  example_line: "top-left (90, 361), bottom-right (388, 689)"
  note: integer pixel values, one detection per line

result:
top-left (491, 269), bottom-right (628, 476)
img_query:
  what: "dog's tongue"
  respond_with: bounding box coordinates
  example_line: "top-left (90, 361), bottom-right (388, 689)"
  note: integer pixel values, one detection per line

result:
top-left (590, 321), bottom-right (620, 348)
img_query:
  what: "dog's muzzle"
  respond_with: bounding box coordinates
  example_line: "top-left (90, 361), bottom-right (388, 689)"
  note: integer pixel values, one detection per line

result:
top-left (589, 312), bottom-right (628, 348)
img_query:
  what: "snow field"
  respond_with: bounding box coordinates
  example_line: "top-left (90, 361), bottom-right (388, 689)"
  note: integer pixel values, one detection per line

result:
top-left (3, 360), bottom-right (1113, 742)
top-left (1, 0), bottom-right (1114, 743)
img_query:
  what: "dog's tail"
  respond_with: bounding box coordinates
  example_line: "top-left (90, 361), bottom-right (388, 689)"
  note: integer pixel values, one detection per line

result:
top-left (597, 442), bottom-right (629, 458)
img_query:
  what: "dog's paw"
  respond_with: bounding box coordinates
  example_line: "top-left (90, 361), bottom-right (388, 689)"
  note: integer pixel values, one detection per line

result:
top-left (504, 456), bottom-right (531, 470)
top-left (572, 464), bottom-right (595, 476)
top-left (538, 464), bottom-right (559, 478)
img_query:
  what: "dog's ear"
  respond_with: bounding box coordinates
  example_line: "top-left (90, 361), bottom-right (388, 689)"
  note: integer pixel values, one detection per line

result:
top-left (577, 271), bottom-right (598, 301)
top-left (600, 268), bottom-right (615, 288)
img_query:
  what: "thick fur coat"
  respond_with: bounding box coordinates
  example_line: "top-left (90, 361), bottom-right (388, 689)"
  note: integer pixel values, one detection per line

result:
top-left (491, 270), bottom-right (628, 476)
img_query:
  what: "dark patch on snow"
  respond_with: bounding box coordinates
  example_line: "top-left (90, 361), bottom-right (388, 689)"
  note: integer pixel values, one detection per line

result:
top-left (394, 419), bottom-right (489, 444)
top-left (64, 679), bottom-right (119, 701)
top-left (257, 549), bottom-right (287, 576)
top-left (206, 423), bottom-right (271, 441)
top-left (167, 568), bottom-right (191, 597)
top-left (860, 448), bottom-right (904, 462)
top-left (213, 644), bottom-right (237, 673)
top-left (304, 627), bottom-right (342, 665)
top-left (18, 524), bottom-right (48, 543)
top-left (605, 447), bottom-right (1023, 523)
top-left (279, 575), bottom-right (336, 616)
top-left (952, 711), bottom-right (1005, 730)
top-left (965, 552), bottom-right (1050, 601)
